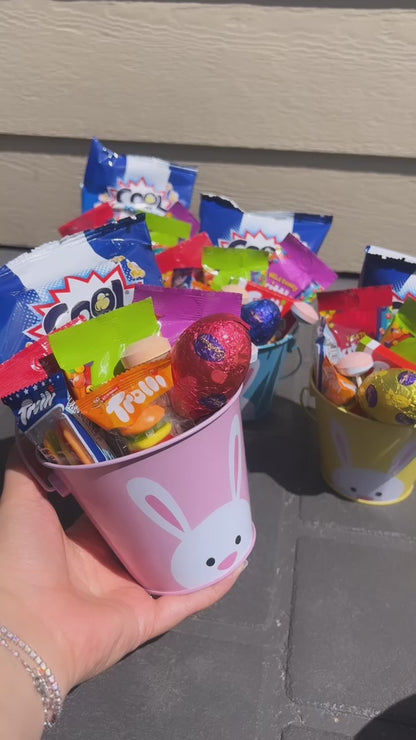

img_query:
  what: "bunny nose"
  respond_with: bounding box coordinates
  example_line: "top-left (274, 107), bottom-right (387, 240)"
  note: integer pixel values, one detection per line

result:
top-left (218, 551), bottom-right (238, 571)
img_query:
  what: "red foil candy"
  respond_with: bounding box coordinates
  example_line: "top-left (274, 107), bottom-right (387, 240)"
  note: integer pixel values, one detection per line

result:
top-left (170, 313), bottom-right (252, 419)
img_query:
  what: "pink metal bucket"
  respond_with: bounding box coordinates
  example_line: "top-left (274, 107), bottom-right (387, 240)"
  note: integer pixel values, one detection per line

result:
top-left (32, 388), bottom-right (256, 595)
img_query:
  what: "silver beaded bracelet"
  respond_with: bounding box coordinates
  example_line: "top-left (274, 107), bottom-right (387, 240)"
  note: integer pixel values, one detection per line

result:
top-left (0, 625), bottom-right (63, 729)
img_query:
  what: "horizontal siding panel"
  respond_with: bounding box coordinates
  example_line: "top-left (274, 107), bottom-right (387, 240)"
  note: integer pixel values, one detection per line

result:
top-left (1, 147), bottom-right (416, 272)
top-left (0, 2), bottom-right (415, 157)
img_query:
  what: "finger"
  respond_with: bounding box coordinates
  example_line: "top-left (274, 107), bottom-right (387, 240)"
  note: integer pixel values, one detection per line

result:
top-left (65, 515), bottom-right (141, 586)
top-left (3, 444), bottom-right (28, 482)
top-left (146, 562), bottom-right (248, 640)
top-left (66, 513), bottom-right (97, 541)
top-left (1, 445), bottom-right (49, 505)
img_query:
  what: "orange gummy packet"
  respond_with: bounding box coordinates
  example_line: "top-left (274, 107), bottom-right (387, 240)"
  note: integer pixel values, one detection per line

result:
top-left (77, 357), bottom-right (173, 430)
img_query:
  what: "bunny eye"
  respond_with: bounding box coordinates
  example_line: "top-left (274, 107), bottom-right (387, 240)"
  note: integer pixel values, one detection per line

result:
top-left (206, 558), bottom-right (215, 567)
top-left (375, 491), bottom-right (382, 497)
top-left (350, 486), bottom-right (357, 493)
top-left (235, 535), bottom-right (241, 544)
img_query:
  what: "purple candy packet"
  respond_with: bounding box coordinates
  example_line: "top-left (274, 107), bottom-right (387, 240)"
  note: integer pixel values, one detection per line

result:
top-left (133, 284), bottom-right (242, 345)
top-left (266, 234), bottom-right (337, 299)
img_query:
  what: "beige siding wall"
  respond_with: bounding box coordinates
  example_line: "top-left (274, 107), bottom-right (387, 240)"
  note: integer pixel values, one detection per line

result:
top-left (1, 1), bottom-right (415, 271)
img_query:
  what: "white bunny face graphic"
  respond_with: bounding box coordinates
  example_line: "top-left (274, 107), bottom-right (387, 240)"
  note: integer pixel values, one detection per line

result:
top-left (127, 414), bottom-right (253, 589)
top-left (330, 420), bottom-right (416, 502)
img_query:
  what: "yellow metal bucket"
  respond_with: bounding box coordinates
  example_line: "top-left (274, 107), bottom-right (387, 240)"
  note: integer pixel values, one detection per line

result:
top-left (305, 377), bottom-right (416, 505)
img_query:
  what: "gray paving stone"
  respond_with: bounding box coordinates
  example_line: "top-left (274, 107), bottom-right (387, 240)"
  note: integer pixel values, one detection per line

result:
top-left (49, 631), bottom-right (265, 740)
top-left (300, 487), bottom-right (416, 539)
top-left (244, 397), bottom-right (323, 497)
top-left (282, 727), bottom-right (349, 740)
top-left (288, 536), bottom-right (416, 718)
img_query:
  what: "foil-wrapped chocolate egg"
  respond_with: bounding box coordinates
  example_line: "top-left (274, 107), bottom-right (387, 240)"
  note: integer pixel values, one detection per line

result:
top-left (170, 313), bottom-right (252, 420)
top-left (357, 368), bottom-right (416, 425)
top-left (241, 299), bottom-right (281, 346)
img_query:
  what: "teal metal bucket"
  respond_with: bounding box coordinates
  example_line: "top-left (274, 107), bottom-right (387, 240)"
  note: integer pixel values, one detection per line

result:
top-left (241, 335), bottom-right (300, 421)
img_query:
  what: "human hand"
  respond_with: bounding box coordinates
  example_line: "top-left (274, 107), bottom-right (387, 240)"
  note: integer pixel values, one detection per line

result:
top-left (0, 447), bottom-right (245, 701)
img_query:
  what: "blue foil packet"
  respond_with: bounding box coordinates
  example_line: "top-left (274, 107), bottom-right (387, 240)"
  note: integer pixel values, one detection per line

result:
top-left (82, 138), bottom-right (198, 217)
top-left (3, 372), bottom-right (114, 464)
top-left (359, 245), bottom-right (416, 301)
top-left (199, 194), bottom-right (333, 255)
top-left (0, 215), bottom-right (162, 363)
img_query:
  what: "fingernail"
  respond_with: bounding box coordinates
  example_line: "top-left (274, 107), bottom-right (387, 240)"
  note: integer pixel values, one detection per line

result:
top-left (237, 559), bottom-right (249, 575)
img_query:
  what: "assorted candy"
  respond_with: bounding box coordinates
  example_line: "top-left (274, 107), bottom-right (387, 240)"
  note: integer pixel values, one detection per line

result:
top-left (155, 232), bottom-right (211, 288)
top-left (10, 137), bottom-right (416, 517)
top-left (314, 245), bottom-right (416, 429)
top-left (0, 137), bottom-right (338, 467)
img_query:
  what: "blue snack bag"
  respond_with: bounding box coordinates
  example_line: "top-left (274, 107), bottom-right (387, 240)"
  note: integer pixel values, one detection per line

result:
top-left (82, 138), bottom-right (198, 218)
top-left (199, 194), bottom-right (332, 255)
top-left (0, 215), bottom-right (158, 294)
top-left (359, 245), bottom-right (416, 301)
top-left (0, 215), bottom-right (163, 363)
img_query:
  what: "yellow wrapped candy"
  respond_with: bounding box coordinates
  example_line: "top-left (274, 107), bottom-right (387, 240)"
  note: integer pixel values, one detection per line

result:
top-left (357, 368), bottom-right (416, 425)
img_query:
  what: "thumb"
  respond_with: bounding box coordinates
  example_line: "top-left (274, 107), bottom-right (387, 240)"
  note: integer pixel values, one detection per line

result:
top-left (146, 561), bottom-right (248, 640)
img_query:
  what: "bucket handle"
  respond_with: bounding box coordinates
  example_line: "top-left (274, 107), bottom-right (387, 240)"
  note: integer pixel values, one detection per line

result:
top-left (280, 338), bottom-right (302, 381)
top-left (15, 432), bottom-right (56, 492)
top-left (15, 432), bottom-right (70, 496)
top-left (300, 385), bottom-right (316, 421)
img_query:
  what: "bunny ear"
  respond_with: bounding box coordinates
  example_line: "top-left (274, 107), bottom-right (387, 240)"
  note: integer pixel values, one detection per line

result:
top-left (330, 420), bottom-right (351, 466)
top-left (388, 438), bottom-right (416, 477)
top-left (127, 477), bottom-right (190, 540)
top-left (229, 414), bottom-right (242, 501)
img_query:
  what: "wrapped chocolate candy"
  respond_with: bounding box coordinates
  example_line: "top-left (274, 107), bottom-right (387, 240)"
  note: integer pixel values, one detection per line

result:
top-left (241, 299), bottom-right (281, 346)
top-left (169, 314), bottom-right (252, 420)
top-left (357, 368), bottom-right (416, 425)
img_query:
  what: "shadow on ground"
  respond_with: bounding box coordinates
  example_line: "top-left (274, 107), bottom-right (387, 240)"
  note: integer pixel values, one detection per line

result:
top-left (355, 695), bottom-right (416, 739)
top-left (243, 394), bottom-right (327, 497)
